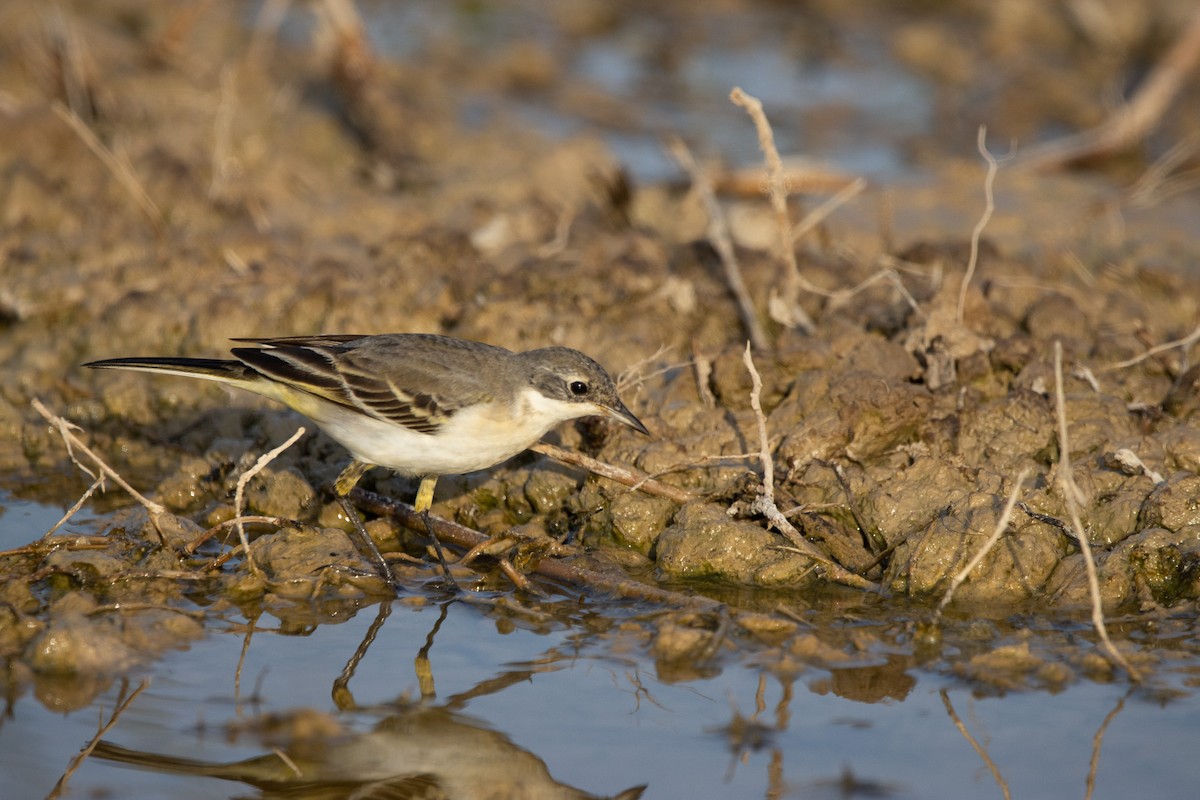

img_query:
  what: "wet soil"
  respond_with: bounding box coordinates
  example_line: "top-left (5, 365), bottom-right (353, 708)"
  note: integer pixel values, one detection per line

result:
top-left (3, 0), bottom-right (1200, 712)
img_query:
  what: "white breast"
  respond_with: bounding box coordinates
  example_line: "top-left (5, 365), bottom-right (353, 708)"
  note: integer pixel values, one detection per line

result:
top-left (309, 389), bottom-right (597, 477)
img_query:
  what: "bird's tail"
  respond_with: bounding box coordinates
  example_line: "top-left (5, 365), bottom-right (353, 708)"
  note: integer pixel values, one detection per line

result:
top-left (91, 740), bottom-right (232, 778)
top-left (83, 356), bottom-right (257, 386)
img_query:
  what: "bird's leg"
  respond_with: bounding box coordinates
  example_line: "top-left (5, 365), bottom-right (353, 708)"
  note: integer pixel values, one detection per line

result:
top-left (413, 475), bottom-right (459, 591)
top-left (334, 460), bottom-right (400, 593)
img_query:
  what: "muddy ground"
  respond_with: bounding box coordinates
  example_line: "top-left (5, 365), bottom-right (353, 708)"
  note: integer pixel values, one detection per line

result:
top-left (2, 0), bottom-right (1200, 703)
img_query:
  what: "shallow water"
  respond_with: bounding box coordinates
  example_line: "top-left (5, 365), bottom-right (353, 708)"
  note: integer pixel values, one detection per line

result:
top-left (4, 580), bottom-right (1198, 799)
top-left (5, 2), bottom-right (1200, 798)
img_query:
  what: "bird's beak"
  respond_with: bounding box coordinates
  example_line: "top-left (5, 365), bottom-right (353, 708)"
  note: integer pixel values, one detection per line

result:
top-left (605, 400), bottom-right (650, 436)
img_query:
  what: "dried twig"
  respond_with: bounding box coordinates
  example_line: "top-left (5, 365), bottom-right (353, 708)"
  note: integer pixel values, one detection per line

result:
top-left (741, 344), bottom-right (879, 591)
top-left (185, 515), bottom-right (291, 554)
top-left (1101, 322), bottom-right (1200, 371)
top-left (43, 475), bottom-right (104, 538)
top-left (32, 398), bottom-right (171, 542)
top-left (957, 125), bottom-right (998, 324)
top-left (691, 340), bottom-right (717, 409)
top-left (232, 427), bottom-right (307, 577)
top-left (932, 468), bottom-right (1030, 624)
top-left (351, 487), bottom-right (727, 613)
top-left (729, 87), bottom-right (817, 333)
top-left (1054, 342), bottom-right (1141, 681)
top-left (667, 137), bottom-right (768, 351)
top-left (1016, 8), bottom-right (1200, 170)
top-left (790, 177), bottom-right (866, 245)
top-left (530, 442), bottom-right (696, 505)
top-left (52, 102), bottom-right (164, 231)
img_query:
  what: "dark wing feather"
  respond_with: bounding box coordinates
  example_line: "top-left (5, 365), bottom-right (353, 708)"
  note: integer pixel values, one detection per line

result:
top-left (232, 336), bottom-right (482, 435)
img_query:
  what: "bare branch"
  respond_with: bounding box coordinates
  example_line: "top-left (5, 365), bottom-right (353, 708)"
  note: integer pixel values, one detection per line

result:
top-left (730, 87), bottom-right (817, 332)
top-left (1054, 342), bottom-right (1141, 681)
top-left (667, 137), bottom-right (768, 350)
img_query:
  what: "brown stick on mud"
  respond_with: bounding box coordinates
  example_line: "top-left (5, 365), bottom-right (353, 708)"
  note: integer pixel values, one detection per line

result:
top-left (530, 441), bottom-right (697, 505)
top-left (730, 87), bottom-right (817, 333)
top-left (1016, 8), bottom-right (1200, 170)
top-left (667, 136), bottom-right (769, 351)
top-left (741, 345), bottom-right (880, 592)
top-left (350, 488), bottom-right (725, 613)
top-left (1053, 342), bottom-right (1141, 682)
top-left (31, 398), bottom-right (173, 544)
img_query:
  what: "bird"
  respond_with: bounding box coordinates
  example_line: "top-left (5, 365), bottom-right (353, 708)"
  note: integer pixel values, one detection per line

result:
top-left (92, 704), bottom-right (646, 800)
top-left (84, 333), bottom-right (649, 589)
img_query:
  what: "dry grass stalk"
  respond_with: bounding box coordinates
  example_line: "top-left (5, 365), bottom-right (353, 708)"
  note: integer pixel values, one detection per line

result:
top-left (1053, 341), bottom-right (1141, 681)
top-left (231, 426), bottom-right (307, 577)
top-left (42, 475), bottom-right (104, 538)
top-left (790, 177), bottom-right (867, 245)
top-left (729, 87), bottom-right (817, 333)
top-left (1126, 133), bottom-right (1200, 207)
top-left (52, 102), bottom-right (165, 231)
top-left (667, 137), bottom-right (768, 351)
top-left (932, 468), bottom-right (1030, 624)
top-left (185, 515), bottom-right (289, 554)
top-left (957, 125), bottom-right (999, 324)
top-left (691, 340), bottom-right (717, 409)
top-left (1102, 322), bottom-right (1200, 371)
top-left (741, 344), bottom-right (879, 592)
top-left (1016, 8), bottom-right (1200, 170)
top-left (352, 487), bottom-right (729, 613)
top-left (530, 442), bottom-right (697, 505)
top-left (940, 689), bottom-right (1012, 800)
top-left (31, 397), bottom-right (171, 542)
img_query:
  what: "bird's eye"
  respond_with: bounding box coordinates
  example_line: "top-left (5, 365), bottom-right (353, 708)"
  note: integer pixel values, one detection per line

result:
top-left (569, 380), bottom-right (589, 396)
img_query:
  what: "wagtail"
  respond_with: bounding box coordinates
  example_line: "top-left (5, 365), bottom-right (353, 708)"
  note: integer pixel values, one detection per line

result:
top-left (85, 334), bottom-right (649, 589)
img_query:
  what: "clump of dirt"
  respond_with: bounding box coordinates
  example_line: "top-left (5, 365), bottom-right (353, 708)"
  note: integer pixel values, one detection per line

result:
top-left (2, 0), bottom-right (1200, 696)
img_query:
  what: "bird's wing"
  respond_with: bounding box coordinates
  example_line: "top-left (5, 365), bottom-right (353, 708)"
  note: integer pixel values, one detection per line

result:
top-left (232, 336), bottom-right (507, 434)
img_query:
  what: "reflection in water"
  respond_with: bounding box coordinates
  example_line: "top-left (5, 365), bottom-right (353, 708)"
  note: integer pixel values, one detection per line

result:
top-left (93, 705), bottom-right (645, 800)
top-left (93, 599), bottom-right (646, 800)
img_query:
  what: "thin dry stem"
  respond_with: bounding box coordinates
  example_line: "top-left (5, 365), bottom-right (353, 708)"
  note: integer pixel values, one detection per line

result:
top-left (1016, 8), bottom-right (1200, 170)
top-left (1054, 342), bottom-right (1141, 681)
top-left (232, 426), bottom-right (307, 577)
top-left (1102, 322), bottom-right (1200, 371)
top-left (185, 515), bottom-right (290, 554)
top-left (667, 137), bottom-right (768, 350)
top-left (741, 344), bottom-right (879, 592)
top-left (52, 102), bottom-right (164, 231)
top-left (933, 469), bottom-right (1030, 622)
top-left (827, 264), bottom-right (923, 317)
top-left (691, 340), bottom-right (717, 409)
top-left (530, 442), bottom-right (696, 505)
top-left (43, 475), bottom-right (104, 538)
top-left (790, 177), bottom-right (867, 245)
top-left (729, 87), bottom-right (817, 332)
top-left (957, 125), bottom-right (998, 324)
top-left (32, 398), bottom-right (169, 541)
